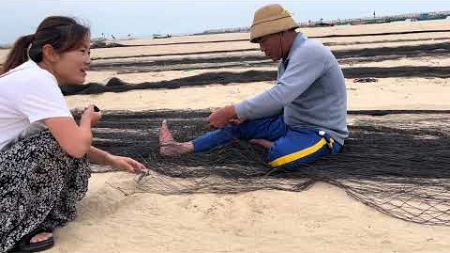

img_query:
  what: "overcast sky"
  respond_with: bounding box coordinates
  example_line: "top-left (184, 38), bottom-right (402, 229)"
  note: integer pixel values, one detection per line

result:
top-left (1, 0), bottom-right (449, 44)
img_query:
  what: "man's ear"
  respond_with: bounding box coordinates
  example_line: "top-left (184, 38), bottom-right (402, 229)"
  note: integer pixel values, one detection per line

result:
top-left (41, 44), bottom-right (59, 63)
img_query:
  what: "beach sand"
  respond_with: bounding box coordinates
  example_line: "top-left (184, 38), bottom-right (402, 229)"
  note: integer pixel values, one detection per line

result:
top-left (49, 176), bottom-right (450, 252)
top-left (4, 19), bottom-right (450, 252)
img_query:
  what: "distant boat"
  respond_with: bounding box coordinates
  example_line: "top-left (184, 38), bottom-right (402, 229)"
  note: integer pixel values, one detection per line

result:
top-left (153, 34), bottom-right (172, 39)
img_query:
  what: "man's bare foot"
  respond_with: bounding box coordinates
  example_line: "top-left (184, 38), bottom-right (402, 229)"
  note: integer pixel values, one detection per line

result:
top-left (30, 232), bottom-right (53, 243)
top-left (159, 120), bottom-right (194, 156)
top-left (249, 139), bottom-right (273, 149)
top-left (160, 142), bottom-right (194, 156)
top-left (159, 120), bottom-right (175, 143)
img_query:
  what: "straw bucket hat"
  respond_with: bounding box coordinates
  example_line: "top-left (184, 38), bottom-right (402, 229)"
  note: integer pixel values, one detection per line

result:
top-left (250, 4), bottom-right (299, 43)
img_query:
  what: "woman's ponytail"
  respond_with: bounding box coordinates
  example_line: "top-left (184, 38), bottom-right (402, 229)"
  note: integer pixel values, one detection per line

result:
top-left (1, 34), bottom-right (34, 74)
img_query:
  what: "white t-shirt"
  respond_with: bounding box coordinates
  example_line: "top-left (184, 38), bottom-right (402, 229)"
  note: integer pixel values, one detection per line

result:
top-left (0, 60), bottom-right (72, 150)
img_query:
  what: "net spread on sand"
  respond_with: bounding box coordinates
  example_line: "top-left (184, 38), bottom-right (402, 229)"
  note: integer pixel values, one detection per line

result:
top-left (90, 110), bottom-right (450, 226)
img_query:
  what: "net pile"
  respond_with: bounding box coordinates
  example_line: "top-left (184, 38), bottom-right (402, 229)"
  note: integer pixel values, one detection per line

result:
top-left (90, 110), bottom-right (450, 225)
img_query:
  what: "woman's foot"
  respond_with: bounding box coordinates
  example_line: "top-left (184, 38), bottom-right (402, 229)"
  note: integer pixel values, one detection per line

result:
top-left (30, 232), bottom-right (53, 244)
top-left (159, 120), bottom-right (194, 156)
top-left (10, 230), bottom-right (54, 252)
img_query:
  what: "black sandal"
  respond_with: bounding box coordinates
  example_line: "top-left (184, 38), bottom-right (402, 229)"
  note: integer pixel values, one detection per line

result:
top-left (9, 229), bottom-right (55, 253)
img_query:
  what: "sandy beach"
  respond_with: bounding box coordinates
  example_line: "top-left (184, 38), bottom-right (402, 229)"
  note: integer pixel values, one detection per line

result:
top-left (4, 19), bottom-right (450, 252)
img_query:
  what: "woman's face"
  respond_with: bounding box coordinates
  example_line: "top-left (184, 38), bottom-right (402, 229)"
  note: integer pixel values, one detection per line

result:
top-left (52, 36), bottom-right (91, 85)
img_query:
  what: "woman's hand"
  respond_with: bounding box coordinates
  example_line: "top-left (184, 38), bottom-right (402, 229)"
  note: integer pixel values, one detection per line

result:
top-left (107, 155), bottom-right (148, 174)
top-left (80, 105), bottom-right (102, 126)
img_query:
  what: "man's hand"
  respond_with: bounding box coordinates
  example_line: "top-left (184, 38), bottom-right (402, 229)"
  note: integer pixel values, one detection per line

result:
top-left (208, 105), bottom-right (238, 129)
top-left (228, 118), bottom-right (244, 125)
top-left (107, 155), bottom-right (148, 174)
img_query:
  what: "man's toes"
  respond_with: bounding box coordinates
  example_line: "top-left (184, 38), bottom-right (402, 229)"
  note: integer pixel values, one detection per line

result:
top-left (159, 120), bottom-right (174, 142)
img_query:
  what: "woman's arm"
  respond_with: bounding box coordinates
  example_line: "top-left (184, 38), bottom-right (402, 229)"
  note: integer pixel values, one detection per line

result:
top-left (45, 105), bottom-right (147, 173)
top-left (88, 146), bottom-right (148, 174)
top-left (44, 105), bottom-right (100, 158)
top-left (86, 146), bottom-right (110, 165)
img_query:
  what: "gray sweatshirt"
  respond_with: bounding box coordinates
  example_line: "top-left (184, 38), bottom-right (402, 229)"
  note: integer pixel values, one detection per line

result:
top-left (235, 33), bottom-right (348, 144)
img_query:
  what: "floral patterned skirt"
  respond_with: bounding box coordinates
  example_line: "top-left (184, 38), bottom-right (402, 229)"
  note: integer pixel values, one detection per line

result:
top-left (0, 130), bottom-right (91, 252)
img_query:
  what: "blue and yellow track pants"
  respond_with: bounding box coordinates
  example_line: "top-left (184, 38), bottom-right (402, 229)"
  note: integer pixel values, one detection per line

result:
top-left (192, 115), bottom-right (342, 170)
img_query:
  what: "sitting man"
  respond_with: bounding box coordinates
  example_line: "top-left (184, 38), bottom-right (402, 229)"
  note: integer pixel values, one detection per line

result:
top-left (159, 3), bottom-right (348, 170)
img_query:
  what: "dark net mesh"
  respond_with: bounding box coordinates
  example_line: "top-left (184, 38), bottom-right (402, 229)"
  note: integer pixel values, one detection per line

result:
top-left (89, 110), bottom-right (450, 225)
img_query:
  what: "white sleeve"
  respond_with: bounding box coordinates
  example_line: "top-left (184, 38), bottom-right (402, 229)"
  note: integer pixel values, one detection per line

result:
top-left (17, 73), bottom-right (73, 123)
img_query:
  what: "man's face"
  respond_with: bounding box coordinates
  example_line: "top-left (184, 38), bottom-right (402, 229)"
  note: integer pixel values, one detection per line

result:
top-left (258, 33), bottom-right (282, 62)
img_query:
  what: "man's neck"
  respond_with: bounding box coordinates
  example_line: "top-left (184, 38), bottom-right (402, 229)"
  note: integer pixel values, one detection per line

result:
top-left (282, 31), bottom-right (298, 60)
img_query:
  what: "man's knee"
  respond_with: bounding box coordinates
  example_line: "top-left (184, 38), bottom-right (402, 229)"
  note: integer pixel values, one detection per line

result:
top-left (266, 130), bottom-right (339, 170)
top-left (238, 116), bottom-right (285, 140)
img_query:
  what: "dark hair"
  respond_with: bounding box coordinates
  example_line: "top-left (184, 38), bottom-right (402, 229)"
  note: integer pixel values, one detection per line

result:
top-left (1, 16), bottom-right (90, 74)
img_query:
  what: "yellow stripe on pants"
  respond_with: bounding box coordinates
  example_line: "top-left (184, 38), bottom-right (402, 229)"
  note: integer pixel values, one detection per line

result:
top-left (269, 138), bottom-right (328, 167)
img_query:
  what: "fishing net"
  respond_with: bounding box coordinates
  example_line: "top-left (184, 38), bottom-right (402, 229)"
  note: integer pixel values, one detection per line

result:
top-left (89, 110), bottom-right (450, 225)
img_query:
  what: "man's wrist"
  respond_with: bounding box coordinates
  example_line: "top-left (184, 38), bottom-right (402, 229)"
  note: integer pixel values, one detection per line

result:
top-left (226, 105), bottom-right (237, 118)
top-left (234, 102), bottom-right (247, 120)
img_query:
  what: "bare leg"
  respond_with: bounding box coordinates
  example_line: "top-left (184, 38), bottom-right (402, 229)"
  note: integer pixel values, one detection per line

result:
top-left (159, 120), bottom-right (194, 156)
top-left (249, 139), bottom-right (273, 149)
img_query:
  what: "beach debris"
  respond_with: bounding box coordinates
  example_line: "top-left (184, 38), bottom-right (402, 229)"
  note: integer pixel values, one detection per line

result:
top-left (106, 77), bottom-right (127, 87)
top-left (353, 77), bottom-right (378, 83)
